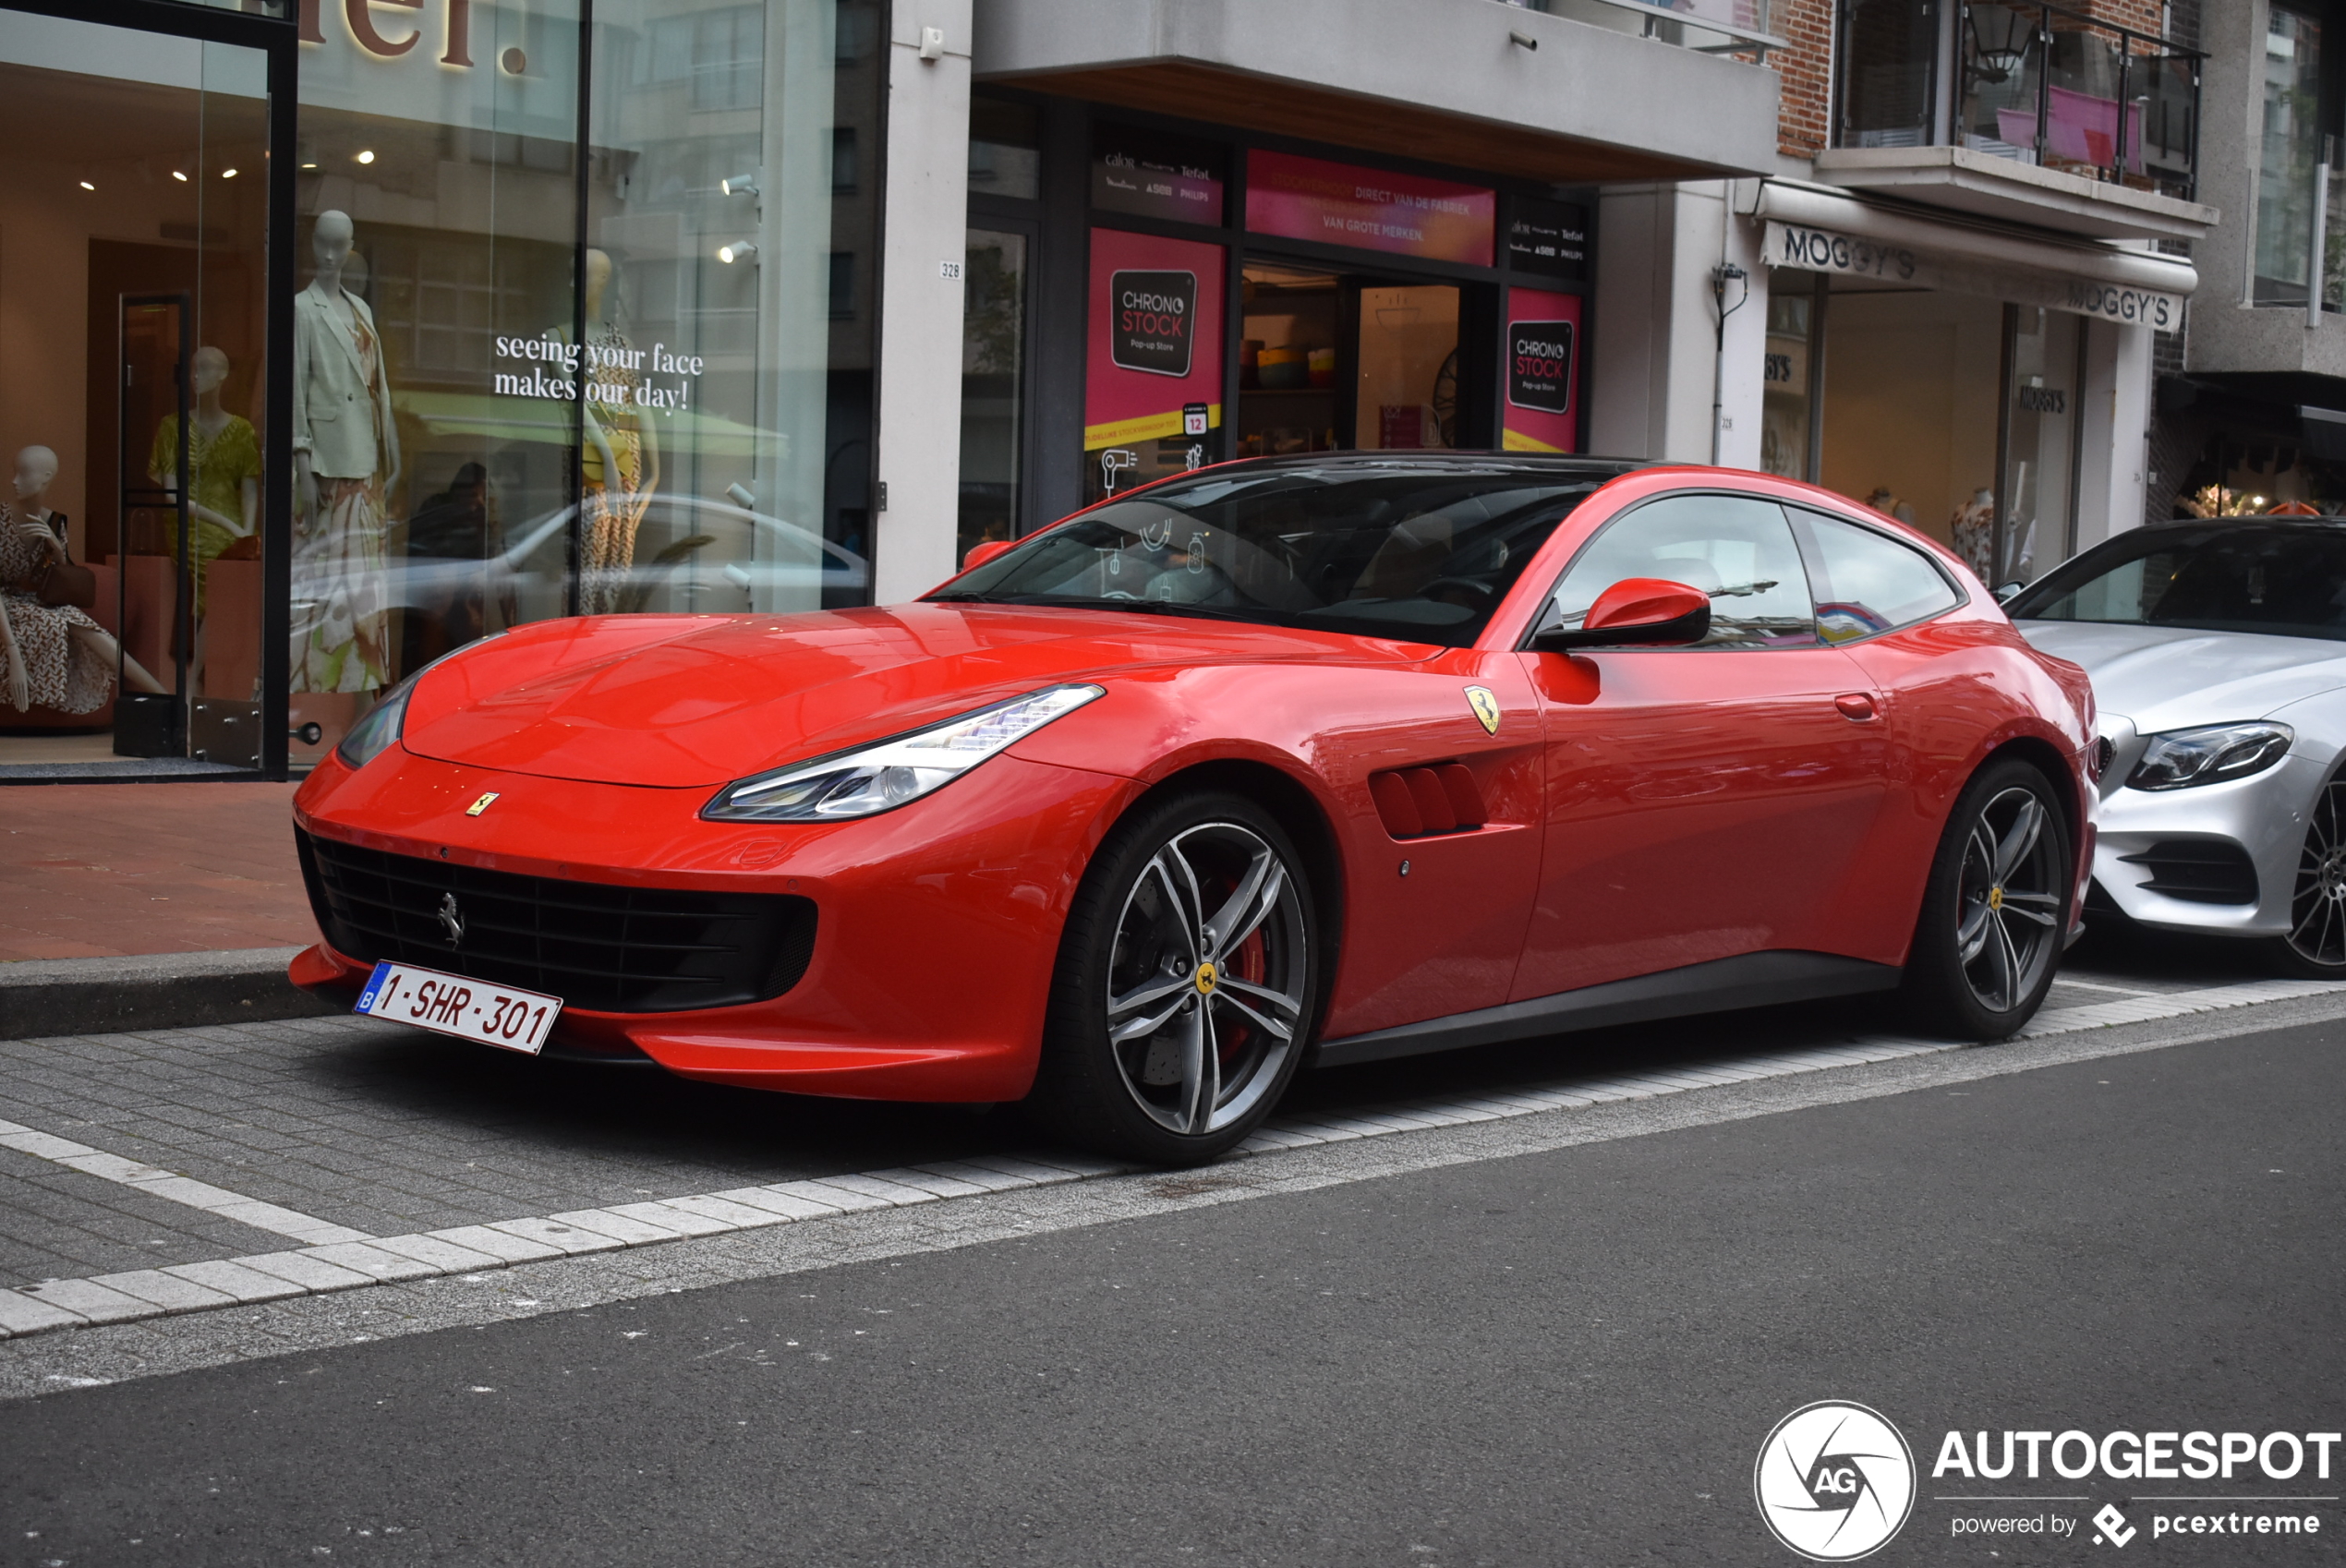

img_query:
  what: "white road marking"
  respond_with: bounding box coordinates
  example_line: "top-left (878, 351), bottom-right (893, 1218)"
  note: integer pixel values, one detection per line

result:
top-left (0, 1119), bottom-right (371, 1247)
top-left (0, 974), bottom-right (2338, 1345)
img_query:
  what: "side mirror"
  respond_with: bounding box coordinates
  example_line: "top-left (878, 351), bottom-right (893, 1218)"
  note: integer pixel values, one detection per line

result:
top-left (1532, 577), bottom-right (1712, 651)
top-left (962, 538), bottom-right (1016, 572)
top-left (1993, 580), bottom-right (2026, 605)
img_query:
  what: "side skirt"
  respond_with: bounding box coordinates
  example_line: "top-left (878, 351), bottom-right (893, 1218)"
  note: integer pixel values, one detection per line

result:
top-left (1312, 950), bottom-right (1903, 1070)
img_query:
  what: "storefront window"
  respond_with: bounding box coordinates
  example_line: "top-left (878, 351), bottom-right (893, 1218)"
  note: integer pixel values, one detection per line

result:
top-left (282, 0), bottom-right (880, 762)
top-left (1997, 307), bottom-right (2084, 584)
top-left (1760, 274), bottom-right (1820, 481)
top-left (0, 12), bottom-right (273, 768)
top-left (584, 0), bottom-right (881, 620)
top-left (961, 230), bottom-right (1029, 563)
top-left (2256, 6), bottom-right (2324, 308)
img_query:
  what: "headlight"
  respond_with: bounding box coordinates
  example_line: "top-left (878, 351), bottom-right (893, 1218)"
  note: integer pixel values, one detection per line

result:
top-left (2124, 722), bottom-right (2295, 790)
top-left (335, 671), bottom-right (422, 770)
top-left (334, 633), bottom-right (508, 770)
top-left (702, 683), bottom-right (1106, 823)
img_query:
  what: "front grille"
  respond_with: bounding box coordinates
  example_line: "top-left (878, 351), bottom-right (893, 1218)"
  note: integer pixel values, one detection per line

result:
top-left (2116, 839), bottom-right (2259, 906)
top-left (297, 829), bottom-right (816, 1013)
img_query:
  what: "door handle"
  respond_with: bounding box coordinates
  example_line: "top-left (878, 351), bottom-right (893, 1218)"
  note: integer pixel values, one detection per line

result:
top-left (1834, 693), bottom-right (1878, 721)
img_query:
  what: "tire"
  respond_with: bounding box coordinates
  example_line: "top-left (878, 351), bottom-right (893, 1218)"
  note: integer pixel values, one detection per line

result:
top-left (2267, 767), bottom-right (2346, 978)
top-left (1027, 790), bottom-right (1320, 1164)
top-left (1901, 759), bottom-right (2072, 1040)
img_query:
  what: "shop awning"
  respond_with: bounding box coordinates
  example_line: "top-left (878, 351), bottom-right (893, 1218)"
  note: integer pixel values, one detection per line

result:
top-left (974, 0), bottom-right (1783, 186)
top-left (1749, 180), bottom-right (2200, 328)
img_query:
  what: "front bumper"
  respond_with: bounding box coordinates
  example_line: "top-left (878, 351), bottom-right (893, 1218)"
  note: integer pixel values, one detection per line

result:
top-left (291, 745), bottom-right (1138, 1101)
top-left (2088, 750), bottom-right (2324, 939)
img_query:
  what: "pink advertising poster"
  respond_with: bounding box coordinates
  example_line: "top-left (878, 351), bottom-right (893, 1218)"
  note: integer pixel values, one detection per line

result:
top-left (1084, 228), bottom-right (1226, 451)
top-left (1502, 288), bottom-right (1584, 453)
top-left (1244, 151), bottom-right (1495, 267)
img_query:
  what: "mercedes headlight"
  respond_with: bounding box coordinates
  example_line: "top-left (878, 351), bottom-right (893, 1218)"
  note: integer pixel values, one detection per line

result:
top-left (703, 684), bottom-right (1106, 823)
top-left (2124, 722), bottom-right (2295, 791)
top-left (335, 633), bottom-right (507, 770)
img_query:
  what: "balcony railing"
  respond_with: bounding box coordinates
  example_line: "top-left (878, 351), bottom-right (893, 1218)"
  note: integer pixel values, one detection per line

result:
top-left (1506, 0), bottom-right (1789, 59)
top-left (1833, 0), bottom-right (2202, 203)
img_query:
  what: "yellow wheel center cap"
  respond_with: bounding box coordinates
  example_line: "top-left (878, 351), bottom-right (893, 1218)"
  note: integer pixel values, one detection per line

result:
top-left (1194, 961), bottom-right (1218, 995)
top-left (1988, 886), bottom-right (2004, 911)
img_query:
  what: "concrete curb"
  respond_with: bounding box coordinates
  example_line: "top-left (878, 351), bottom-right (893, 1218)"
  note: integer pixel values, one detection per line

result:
top-left (0, 947), bottom-right (336, 1040)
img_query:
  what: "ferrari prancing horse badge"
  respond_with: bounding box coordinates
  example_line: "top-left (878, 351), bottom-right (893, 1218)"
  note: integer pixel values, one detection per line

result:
top-left (1464, 686), bottom-right (1501, 735)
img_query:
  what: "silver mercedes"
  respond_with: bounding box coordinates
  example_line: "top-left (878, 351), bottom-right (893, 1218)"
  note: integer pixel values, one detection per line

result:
top-left (2009, 518), bottom-right (2346, 977)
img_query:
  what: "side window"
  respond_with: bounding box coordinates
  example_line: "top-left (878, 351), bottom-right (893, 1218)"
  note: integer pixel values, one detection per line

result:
top-left (1547, 494), bottom-right (1817, 649)
top-left (1792, 508), bottom-right (1965, 643)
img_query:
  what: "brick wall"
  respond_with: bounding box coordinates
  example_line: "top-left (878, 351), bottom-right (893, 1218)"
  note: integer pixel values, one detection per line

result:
top-left (1774, 0), bottom-right (1834, 156)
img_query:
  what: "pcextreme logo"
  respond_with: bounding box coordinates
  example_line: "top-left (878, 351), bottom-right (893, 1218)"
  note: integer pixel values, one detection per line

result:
top-left (1755, 1401), bottom-right (1918, 1562)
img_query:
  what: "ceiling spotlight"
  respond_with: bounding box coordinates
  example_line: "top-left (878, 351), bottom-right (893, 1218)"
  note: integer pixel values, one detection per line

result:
top-left (222, 167), bottom-right (239, 179)
top-left (721, 173), bottom-right (760, 197)
top-left (79, 180), bottom-right (95, 191)
top-left (355, 149), bottom-right (376, 165)
top-left (172, 170), bottom-right (188, 182)
top-left (717, 240), bottom-right (758, 264)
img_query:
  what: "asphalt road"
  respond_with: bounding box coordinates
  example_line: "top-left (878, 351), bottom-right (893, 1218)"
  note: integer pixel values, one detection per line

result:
top-left (3, 1007), bottom-right (2339, 1567)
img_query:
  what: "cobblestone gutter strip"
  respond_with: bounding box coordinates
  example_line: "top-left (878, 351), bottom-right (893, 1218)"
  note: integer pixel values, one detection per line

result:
top-left (0, 975), bottom-right (2334, 1345)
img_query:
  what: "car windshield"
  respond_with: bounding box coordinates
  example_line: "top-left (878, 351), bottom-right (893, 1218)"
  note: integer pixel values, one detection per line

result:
top-left (2007, 524), bottom-right (2346, 644)
top-left (931, 463), bottom-right (1614, 647)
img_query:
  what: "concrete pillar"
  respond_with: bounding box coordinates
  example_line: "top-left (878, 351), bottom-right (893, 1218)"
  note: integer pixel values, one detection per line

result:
top-left (2074, 318), bottom-right (2154, 552)
top-left (1589, 181), bottom-right (1745, 465)
top-left (873, 0), bottom-right (974, 604)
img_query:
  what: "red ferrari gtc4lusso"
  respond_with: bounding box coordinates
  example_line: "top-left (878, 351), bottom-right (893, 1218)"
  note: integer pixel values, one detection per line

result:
top-left (292, 455), bottom-right (2096, 1163)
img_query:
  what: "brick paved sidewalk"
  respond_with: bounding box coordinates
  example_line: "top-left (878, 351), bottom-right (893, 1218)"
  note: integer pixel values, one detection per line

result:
top-left (0, 782), bottom-right (310, 962)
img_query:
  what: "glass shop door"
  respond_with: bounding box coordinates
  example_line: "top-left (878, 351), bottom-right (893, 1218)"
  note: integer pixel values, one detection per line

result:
top-left (0, 7), bottom-right (275, 775)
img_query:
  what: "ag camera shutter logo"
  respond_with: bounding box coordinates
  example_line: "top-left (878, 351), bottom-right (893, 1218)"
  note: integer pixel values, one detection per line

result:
top-left (1755, 1401), bottom-right (1917, 1561)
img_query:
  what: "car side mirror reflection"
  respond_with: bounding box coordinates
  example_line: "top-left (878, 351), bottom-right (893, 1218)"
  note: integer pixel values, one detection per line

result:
top-left (1993, 580), bottom-right (2026, 605)
top-left (1531, 577), bottom-right (1712, 651)
top-left (962, 538), bottom-right (1016, 572)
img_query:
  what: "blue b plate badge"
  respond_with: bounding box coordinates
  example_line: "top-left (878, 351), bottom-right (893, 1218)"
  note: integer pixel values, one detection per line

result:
top-left (355, 960), bottom-right (562, 1055)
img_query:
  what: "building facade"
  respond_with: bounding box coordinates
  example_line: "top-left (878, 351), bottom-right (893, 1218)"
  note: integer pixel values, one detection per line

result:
top-left (0, 0), bottom-right (2220, 783)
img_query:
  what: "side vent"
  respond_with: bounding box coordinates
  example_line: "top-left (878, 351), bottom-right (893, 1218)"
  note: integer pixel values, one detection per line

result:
top-left (1370, 764), bottom-right (1488, 839)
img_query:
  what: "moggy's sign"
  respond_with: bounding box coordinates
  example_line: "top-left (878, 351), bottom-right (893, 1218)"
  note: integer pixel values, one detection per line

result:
top-left (1763, 221), bottom-right (2184, 329)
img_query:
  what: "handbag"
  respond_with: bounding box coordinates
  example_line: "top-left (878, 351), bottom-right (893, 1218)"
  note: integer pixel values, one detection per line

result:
top-left (29, 514), bottom-right (95, 609)
top-left (35, 554), bottom-right (97, 610)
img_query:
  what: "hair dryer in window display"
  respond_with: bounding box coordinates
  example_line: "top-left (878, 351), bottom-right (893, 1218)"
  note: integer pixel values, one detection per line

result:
top-left (562, 248), bottom-right (661, 615)
top-left (290, 210), bottom-right (398, 702)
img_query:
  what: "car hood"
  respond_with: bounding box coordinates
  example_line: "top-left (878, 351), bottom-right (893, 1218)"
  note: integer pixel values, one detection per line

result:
top-left (2014, 620), bottom-right (2346, 733)
top-left (400, 603), bottom-right (1425, 788)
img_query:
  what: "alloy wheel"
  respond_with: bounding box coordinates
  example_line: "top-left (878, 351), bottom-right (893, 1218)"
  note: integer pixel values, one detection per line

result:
top-left (1955, 786), bottom-right (2062, 1012)
top-left (1104, 821), bottom-right (1309, 1136)
top-left (2288, 778), bottom-right (2346, 968)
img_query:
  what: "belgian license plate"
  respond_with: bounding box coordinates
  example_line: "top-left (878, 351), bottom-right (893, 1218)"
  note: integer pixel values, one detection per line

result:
top-left (355, 961), bottom-right (562, 1055)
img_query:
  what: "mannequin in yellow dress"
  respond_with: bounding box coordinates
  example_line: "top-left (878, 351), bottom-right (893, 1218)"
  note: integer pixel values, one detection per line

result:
top-left (149, 345), bottom-right (261, 688)
top-left (564, 248), bottom-right (660, 614)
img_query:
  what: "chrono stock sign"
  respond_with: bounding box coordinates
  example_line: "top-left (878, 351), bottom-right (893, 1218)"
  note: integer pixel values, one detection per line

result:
top-left (1110, 271), bottom-right (1197, 379)
top-left (1763, 221), bottom-right (2183, 330)
top-left (1507, 320), bottom-right (1576, 416)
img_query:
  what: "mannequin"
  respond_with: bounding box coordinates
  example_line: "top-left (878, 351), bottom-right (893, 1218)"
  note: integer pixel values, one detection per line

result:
top-left (150, 344), bottom-right (261, 622)
top-left (0, 446), bottom-right (166, 714)
top-left (1950, 488), bottom-right (1997, 580)
top-left (290, 210), bottom-right (397, 695)
top-left (563, 247), bottom-right (660, 613)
